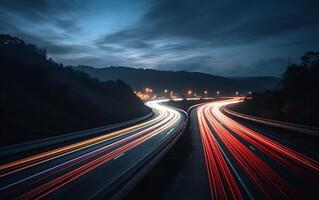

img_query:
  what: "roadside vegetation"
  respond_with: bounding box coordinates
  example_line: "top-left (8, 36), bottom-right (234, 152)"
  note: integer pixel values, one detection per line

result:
top-left (0, 34), bottom-right (151, 146)
top-left (231, 52), bottom-right (319, 127)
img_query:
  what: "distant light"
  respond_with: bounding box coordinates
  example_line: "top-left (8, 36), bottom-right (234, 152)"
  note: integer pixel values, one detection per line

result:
top-left (204, 90), bottom-right (208, 94)
top-left (164, 89), bottom-right (168, 93)
top-left (172, 98), bottom-right (183, 101)
top-left (236, 91), bottom-right (239, 95)
top-left (248, 91), bottom-right (252, 95)
top-left (188, 90), bottom-right (192, 95)
top-left (186, 97), bottom-right (200, 100)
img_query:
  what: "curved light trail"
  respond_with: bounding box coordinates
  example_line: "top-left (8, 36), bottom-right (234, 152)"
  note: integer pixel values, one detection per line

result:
top-left (0, 100), bottom-right (185, 199)
top-left (0, 101), bottom-right (166, 176)
top-left (198, 105), bottom-right (244, 200)
top-left (197, 98), bottom-right (319, 199)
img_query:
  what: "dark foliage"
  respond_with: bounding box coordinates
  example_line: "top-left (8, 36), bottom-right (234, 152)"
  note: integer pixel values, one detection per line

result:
top-left (0, 34), bottom-right (150, 146)
top-left (232, 52), bottom-right (319, 126)
top-left (72, 66), bottom-right (280, 96)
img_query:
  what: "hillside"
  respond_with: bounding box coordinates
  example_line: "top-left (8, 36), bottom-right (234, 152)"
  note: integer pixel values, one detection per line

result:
top-left (230, 51), bottom-right (319, 127)
top-left (73, 66), bottom-right (280, 96)
top-left (0, 34), bottom-right (150, 146)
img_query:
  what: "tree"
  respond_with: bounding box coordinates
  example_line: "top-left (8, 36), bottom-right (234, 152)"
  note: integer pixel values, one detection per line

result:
top-left (301, 51), bottom-right (319, 67)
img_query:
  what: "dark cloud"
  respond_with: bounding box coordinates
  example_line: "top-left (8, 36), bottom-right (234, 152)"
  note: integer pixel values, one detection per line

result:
top-left (228, 58), bottom-right (288, 77)
top-left (1, 0), bottom-right (319, 76)
top-left (53, 18), bottom-right (82, 33)
top-left (94, 0), bottom-right (319, 75)
top-left (101, 0), bottom-right (319, 46)
top-left (0, 0), bottom-right (78, 19)
top-left (0, 29), bottom-right (84, 56)
top-left (0, 0), bottom-right (83, 35)
top-left (160, 56), bottom-right (288, 77)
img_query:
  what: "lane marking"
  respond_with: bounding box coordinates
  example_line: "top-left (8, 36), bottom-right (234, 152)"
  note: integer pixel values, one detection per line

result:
top-left (1, 100), bottom-right (184, 195)
top-left (0, 139), bottom-right (123, 191)
top-left (113, 153), bottom-right (124, 160)
top-left (166, 128), bottom-right (175, 135)
top-left (213, 135), bottom-right (254, 200)
top-left (199, 103), bottom-right (255, 200)
top-left (249, 146), bottom-right (256, 151)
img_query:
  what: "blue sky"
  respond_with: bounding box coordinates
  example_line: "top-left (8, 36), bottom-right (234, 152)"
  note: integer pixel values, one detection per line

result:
top-left (1, 0), bottom-right (319, 76)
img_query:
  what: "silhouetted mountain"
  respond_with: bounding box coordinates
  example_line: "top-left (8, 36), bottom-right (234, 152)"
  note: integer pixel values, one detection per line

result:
top-left (231, 51), bottom-right (319, 127)
top-left (0, 34), bottom-right (150, 146)
top-left (72, 66), bottom-right (280, 96)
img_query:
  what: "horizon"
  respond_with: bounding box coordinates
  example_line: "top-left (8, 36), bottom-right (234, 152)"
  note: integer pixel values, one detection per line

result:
top-left (1, 0), bottom-right (318, 77)
top-left (75, 64), bottom-right (283, 78)
top-left (1, 2), bottom-right (318, 199)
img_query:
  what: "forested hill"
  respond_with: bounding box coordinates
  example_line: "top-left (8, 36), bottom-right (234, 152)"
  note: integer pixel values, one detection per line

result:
top-left (0, 34), bottom-right (150, 146)
top-left (73, 66), bottom-right (280, 95)
top-left (231, 51), bottom-right (319, 127)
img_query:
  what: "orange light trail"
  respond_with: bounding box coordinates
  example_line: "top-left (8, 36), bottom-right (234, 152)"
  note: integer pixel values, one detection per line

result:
top-left (0, 101), bottom-right (169, 177)
top-left (16, 108), bottom-right (180, 200)
top-left (1, 100), bottom-right (183, 199)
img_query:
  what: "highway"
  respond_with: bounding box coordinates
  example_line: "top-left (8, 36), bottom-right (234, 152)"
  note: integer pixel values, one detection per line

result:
top-left (0, 100), bottom-right (187, 200)
top-left (196, 98), bottom-right (319, 199)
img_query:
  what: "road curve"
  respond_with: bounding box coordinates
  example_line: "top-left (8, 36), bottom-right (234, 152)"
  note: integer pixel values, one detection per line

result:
top-left (197, 98), bottom-right (319, 199)
top-left (0, 99), bottom-right (187, 200)
top-left (222, 105), bottom-right (319, 136)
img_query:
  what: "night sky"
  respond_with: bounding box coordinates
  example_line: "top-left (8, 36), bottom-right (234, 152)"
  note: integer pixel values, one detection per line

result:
top-left (1, 0), bottom-right (319, 76)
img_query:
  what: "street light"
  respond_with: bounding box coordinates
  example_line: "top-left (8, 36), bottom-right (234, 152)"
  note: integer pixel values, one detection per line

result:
top-left (236, 91), bottom-right (239, 96)
top-left (204, 90), bottom-right (208, 95)
top-left (164, 89), bottom-right (168, 93)
top-left (216, 91), bottom-right (220, 97)
top-left (188, 90), bottom-right (192, 95)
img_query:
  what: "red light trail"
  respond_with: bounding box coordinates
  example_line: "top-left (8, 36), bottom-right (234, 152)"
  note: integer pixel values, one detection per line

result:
top-left (0, 100), bottom-right (183, 199)
top-left (198, 105), bottom-right (244, 200)
top-left (197, 99), bottom-right (319, 199)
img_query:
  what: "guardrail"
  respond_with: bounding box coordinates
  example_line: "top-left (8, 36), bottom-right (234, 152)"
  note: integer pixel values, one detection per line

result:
top-left (92, 103), bottom-right (189, 200)
top-left (0, 112), bottom-right (154, 157)
top-left (222, 106), bottom-right (319, 137)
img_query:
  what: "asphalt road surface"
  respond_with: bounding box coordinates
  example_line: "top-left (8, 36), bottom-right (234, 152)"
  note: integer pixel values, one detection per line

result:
top-left (196, 98), bottom-right (319, 199)
top-left (0, 100), bottom-right (187, 200)
top-left (1, 98), bottom-right (318, 200)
